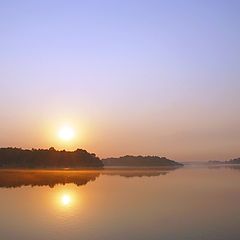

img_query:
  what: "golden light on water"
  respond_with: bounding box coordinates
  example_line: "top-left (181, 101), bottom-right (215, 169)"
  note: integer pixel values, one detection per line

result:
top-left (61, 194), bottom-right (71, 205)
top-left (58, 126), bottom-right (74, 141)
top-left (53, 189), bottom-right (79, 211)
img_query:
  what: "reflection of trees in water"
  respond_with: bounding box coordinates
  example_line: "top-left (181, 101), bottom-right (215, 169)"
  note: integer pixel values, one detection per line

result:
top-left (0, 170), bottom-right (100, 188)
top-left (0, 166), bottom-right (182, 188)
top-left (102, 166), bottom-right (181, 178)
top-left (226, 165), bottom-right (240, 171)
top-left (208, 164), bottom-right (240, 171)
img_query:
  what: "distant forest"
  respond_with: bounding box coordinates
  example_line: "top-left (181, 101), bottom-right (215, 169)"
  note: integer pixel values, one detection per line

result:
top-left (0, 148), bottom-right (103, 169)
top-left (227, 158), bottom-right (240, 164)
top-left (0, 148), bottom-right (183, 169)
top-left (102, 155), bottom-right (183, 166)
top-left (208, 158), bottom-right (240, 165)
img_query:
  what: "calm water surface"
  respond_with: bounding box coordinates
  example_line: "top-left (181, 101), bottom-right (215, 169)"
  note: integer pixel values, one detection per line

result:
top-left (0, 165), bottom-right (240, 240)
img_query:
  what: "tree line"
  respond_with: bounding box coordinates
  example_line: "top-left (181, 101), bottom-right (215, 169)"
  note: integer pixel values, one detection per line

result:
top-left (0, 147), bottom-right (103, 169)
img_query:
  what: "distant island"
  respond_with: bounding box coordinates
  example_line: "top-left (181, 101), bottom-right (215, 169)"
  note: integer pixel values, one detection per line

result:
top-left (227, 158), bottom-right (240, 164)
top-left (102, 155), bottom-right (183, 167)
top-left (0, 147), bottom-right (103, 169)
top-left (208, 158), bottom-right (240, 164)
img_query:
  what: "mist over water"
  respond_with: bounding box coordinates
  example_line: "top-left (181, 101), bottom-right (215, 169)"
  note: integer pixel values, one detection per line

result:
top-left (1, 165), bottom-right (240, 240)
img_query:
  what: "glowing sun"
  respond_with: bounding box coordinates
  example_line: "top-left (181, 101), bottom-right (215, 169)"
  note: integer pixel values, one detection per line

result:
top-left (62, 194), bottom-right (71, 205)
top-left (58, 126), bottom-right (74, 141)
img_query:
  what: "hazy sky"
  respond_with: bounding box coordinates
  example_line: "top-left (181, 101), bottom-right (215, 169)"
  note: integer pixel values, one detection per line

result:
top-left (1, 0), bottom-right (240, 161)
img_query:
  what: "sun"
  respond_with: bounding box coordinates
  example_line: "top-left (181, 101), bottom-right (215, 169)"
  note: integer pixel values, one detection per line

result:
top-left (58, 126), bottom-right (74, 141)
top-left (62, 194), bottom-right (71, 205)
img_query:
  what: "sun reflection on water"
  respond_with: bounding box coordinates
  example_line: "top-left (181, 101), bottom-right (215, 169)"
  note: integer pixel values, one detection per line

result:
top-left (51, 185), bottom-right (83, 214)
top-left (61, 194), bottom-right (71, 205)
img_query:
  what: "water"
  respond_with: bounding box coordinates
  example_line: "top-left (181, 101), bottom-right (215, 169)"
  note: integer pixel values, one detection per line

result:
top-left (0, 165), bottom-right (240, 240)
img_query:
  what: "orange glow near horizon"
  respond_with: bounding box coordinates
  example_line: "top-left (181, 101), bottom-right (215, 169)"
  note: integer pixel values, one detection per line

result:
top-left (41, 120), bottom-right (90, 151)
top-left (58, 126), bottom-right (75, 141)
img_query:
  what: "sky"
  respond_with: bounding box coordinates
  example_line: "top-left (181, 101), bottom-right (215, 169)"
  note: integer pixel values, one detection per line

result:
top-left (0, 0), bottom-right (240, 161)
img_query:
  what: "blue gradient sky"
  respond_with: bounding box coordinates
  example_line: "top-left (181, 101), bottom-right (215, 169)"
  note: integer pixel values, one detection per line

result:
top-left (1, 0), bottom-right (240, 161)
